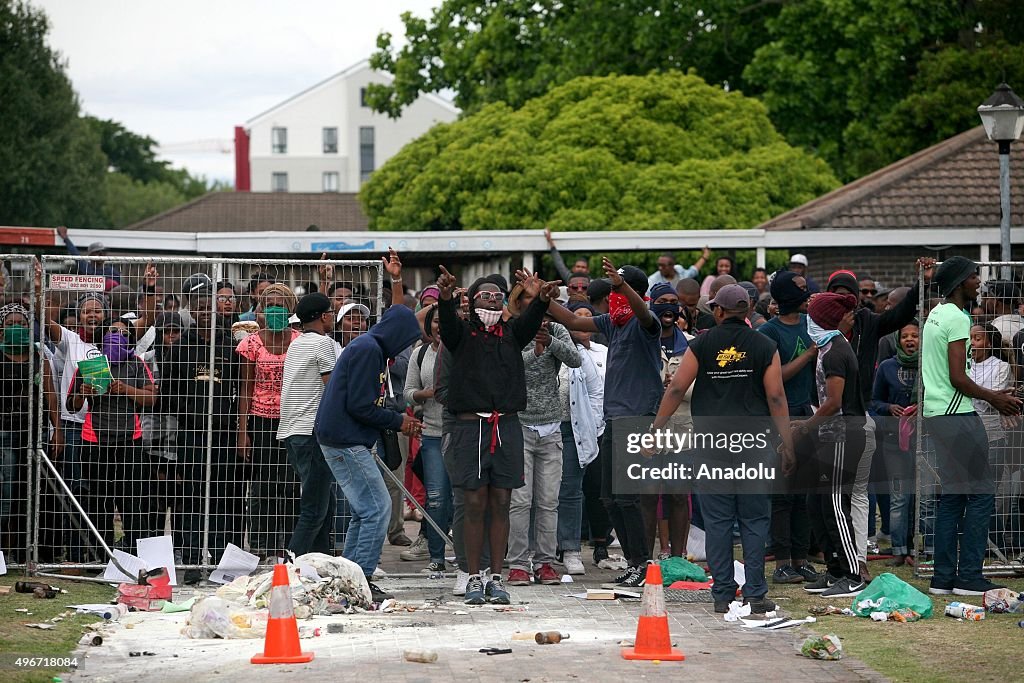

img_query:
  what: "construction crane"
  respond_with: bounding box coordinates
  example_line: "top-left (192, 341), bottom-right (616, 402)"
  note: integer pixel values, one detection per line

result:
top-left (154, 139), bottom-right (234, 155)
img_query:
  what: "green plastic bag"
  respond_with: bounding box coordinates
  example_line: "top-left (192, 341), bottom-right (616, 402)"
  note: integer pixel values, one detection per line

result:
top-left (850, 572), bottom-right (933, 619)
top-left (659, 556), bottom-right (708, 585)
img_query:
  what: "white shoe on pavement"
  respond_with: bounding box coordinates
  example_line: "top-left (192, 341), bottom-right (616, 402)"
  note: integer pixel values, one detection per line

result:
top-left (563, 551), bottom-right (586, 575)
top-left (372, 566), bottom-right (387, 579)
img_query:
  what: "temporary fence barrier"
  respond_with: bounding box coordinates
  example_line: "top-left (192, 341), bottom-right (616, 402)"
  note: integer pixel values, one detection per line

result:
top-left (0, 254), bottom-right (41, 571)
top-left (913, 262), bottom-right (1024, 578)
top-left (28, 254), bottom-right (418, 577)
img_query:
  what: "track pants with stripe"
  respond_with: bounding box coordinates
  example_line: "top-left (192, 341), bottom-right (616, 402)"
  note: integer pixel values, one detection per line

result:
top-left (808, 430), bottom-right (866, 581)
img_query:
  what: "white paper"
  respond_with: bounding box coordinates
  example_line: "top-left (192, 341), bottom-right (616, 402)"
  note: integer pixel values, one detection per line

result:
top-left (102, 549), bottom-right (148, 583)
top-left (296, 561), bottom-right (322, 582)
top-left (136, 535), bottom-right (177, 586)
top-left (209, 543), bottom-right (259, 585)
top-left (733, 560), bottom-right (746, 589)
top-left (0, 550), bottom-right (6, 575)
top-left (560, 574), bottom-right (573, 583)
top-left (723, 600), bottom-right (751, 622)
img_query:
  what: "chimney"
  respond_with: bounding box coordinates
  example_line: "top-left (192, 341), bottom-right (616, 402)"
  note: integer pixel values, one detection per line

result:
top-left (234, 126), bottom-right (251, 191)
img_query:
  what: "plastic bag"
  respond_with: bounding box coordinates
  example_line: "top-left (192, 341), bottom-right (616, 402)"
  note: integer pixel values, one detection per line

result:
top-left (183, 597), bottom-right (268, 639)
top-left (983, 588), bottom-right (1023, 613)
top-left (798, 634), bottom-right (843, 660)
top-left (850, 573), bottom-right (932, 619)
top-left (659, 556), bottom-right (708, 585)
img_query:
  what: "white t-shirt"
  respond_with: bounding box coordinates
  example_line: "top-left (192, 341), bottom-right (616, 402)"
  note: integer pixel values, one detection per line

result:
top-left (968, 355), bottom-right (1012, 443)
top-left (54, 327), bottom-right (102, 423)
top-left (277, 331), bottom-right (338, 440)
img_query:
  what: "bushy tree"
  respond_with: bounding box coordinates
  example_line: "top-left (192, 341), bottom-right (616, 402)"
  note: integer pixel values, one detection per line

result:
top-left (367, 0), bottom-right (781, 117)
top-left (0, 0), bottom-right (106, 227)
top-left (360, 72), bottom-right (838, 231)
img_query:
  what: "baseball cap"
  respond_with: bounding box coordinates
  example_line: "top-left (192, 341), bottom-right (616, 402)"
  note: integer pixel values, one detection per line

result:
top-left (708, 283), bottom-right (750, 312)
top-left (295, 292), bottom-right (332, 323)
top-left (587, 278), bottom-right (612, 300)
top-left (182, 273), bottom-right (213, 296)
top-left (87, 241), bottom-right (106, 255)
top-left (617, 265), bottom-right (649, 295)
top-left (789, 254), bottom-right (808, 266)
top-left (336, 302), bottom-right (371, 323)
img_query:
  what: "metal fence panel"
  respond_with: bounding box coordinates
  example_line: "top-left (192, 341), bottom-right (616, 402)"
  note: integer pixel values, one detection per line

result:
top-left (0, 255), bottom-right (40, 571)
top-left (33, 255), bottom-right (383, 575)
top-left (914, 262), bottom-right (1024, 577)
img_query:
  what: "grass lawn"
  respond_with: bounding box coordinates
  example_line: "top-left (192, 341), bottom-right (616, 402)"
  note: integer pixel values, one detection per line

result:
top-left (0, 572), bottom-right (116, 683)
top-left (769, 560), bottom-right (1024, 682)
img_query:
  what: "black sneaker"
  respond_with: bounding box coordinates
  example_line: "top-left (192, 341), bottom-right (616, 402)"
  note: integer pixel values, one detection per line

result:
top-left (953, 579), bottom-right (1006, 596)
top-left (803, 573), bottom-right (838, 593)
top-left (421, 561), bottom-right (446, 574)
top-left (820, 577), bottom-right (866, 598)
top-left (772, 565), bottom-right (804, 584)
top-left (714, 600), bottom-right (731, 613)
top-left (367, 581), bottom-right (394, 602)
top-left (929, 580), bottom-right (954, 595)
top-left (464, 575), bottom-right (486, 605)
top-left (593, 543), bottom-right (609, 565)
top-left (744, 597), bottom-right (777, 614)
top-left (794, 564), bottom-right (822, 582)
top-left (485, 575), bottom-right (511, 605)
top-left (617, 566), bottom-right (647, 589)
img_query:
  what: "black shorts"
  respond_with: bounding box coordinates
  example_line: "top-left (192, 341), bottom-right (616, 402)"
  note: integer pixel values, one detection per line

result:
top-left (447, 413), bottom-right (525, 491)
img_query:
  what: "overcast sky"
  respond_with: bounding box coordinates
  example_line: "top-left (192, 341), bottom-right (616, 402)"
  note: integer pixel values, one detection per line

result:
top-left (35, 0), bottom-right (442, 184)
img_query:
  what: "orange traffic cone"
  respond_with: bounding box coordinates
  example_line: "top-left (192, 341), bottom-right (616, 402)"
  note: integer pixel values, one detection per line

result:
top-left (251, 564), bottom-right (314, 664)
top-left (622, 563), bottom-right (685, 661)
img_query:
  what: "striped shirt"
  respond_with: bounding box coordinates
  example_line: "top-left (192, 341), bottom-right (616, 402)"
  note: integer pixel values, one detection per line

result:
top-left (277, 331), bottom-right (337, 440)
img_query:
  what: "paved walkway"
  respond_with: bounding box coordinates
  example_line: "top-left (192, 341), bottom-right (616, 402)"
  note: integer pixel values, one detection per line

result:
top-left (66, 529), bottom-right (886, 683)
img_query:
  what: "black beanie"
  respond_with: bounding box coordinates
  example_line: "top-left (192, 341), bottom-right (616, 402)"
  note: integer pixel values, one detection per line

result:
top-left (770, 270), bottom-right (811, 315)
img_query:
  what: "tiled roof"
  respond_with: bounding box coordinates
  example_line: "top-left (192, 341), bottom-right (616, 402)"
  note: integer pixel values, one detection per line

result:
top-left (127, 192), bottom-right (369, 232)
top-left (759, 126), bottom-right (1024, 230)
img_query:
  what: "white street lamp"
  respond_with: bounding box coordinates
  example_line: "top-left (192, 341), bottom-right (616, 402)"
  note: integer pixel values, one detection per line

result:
top-left (978, 83), bottom-right (1024, 278)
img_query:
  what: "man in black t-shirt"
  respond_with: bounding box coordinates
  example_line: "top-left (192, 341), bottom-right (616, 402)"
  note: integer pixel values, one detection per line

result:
top-left (650, 285), bottom-right (794, 615)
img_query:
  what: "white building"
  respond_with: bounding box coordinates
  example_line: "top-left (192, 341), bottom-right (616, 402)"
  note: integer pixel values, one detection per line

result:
top-left (240, 60), bottom-right (459, 193)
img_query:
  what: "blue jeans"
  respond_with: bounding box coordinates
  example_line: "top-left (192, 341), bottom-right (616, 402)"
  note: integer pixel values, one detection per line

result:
top-left (419, 436), bottom-right (453, 562)
top-left (927, 414), bottom-right (993, 586)
top-left (885, 438), bottom-right (916, 556)
top-left (285, 435), bottom-right (336, 556)
top-left (557, 421), bottom-right (585, 553)
top-left (321, 444), bottom-right (391, 577)
top-left (701, 491), bottom-right (771, 603)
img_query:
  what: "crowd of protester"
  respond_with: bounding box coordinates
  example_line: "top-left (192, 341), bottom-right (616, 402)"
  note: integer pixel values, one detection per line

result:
top-left (3, 232), bottom-right (1024, 609)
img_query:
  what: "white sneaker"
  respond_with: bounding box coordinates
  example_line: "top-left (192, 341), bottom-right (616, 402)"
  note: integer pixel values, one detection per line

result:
top-left (372, 566), bottom-right (387, 579)
top-left (453, 570), bottom-right (470, 596)
top-left (563, 551), bottom-right (586, 576)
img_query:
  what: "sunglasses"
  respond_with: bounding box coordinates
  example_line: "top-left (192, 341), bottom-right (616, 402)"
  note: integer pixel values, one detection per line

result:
top-left (861, 288), bottom-right (877, 296)
top-left (474, 291), bottom-right (504, 302)
top-left (568, 284), bottom-right (588, 291)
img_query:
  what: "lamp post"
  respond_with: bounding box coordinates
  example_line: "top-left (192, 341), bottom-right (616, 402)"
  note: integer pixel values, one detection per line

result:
top-left (977, 83), bottom-right (1024, 279)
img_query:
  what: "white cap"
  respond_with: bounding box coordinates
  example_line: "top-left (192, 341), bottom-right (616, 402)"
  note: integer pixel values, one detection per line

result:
top-left (336, 302), bottom-right (371, 323)
top-left (789, 253), bottom-right (808, 266)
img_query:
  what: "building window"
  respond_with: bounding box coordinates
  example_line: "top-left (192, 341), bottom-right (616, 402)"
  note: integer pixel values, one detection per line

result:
top-left (360, 87), bottom-right (368, 107)
top-left (323, 127), bottom-right (338, 154)
top-left (322, 172), bottom-right (339, 192)
top-left (271, 127), bottom-right (287, 154)
top-left (271, 172), bottom-right (288, 192)
top-left (359, 126), bottom-right (375, 183)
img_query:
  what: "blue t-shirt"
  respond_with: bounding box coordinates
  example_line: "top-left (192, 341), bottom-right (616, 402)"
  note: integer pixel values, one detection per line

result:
top-left (758, 314), bottom-right (814, 409)
top-left (594, 313), bottom-right (663, 419)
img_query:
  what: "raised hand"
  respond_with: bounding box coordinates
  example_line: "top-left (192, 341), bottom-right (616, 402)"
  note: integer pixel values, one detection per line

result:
top-left (56, 225), bottom-right (68, 240)
top-left (544, 227), bottom-right (554, 246)
top-left (516, 267), bottom-right (543, 299)
top-left (319, 253), bottom-right (334, 283)
top-left (437, 266), bottom-right (457, 299)
top-left (383, 246), bottom-right (402, 280)
top-left (143, 262), bottom-right (158, 287)
top-left (916, 257), bottom-right (937, 283)
top-left (602, 257), bottom-right (623, 287)
top-left (539, 279), bottom-right (561, 303)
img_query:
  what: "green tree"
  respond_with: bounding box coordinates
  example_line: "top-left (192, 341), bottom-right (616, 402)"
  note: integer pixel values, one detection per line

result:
top-left (360, 72), bottom-right (838, 233)
top-left (0, 0), bottom-right (106, 227)
top-left (743, 0), bottom-right (1024, 180)
top-left (367, 0), bottom-right (782, 117)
